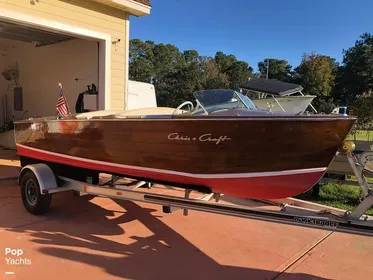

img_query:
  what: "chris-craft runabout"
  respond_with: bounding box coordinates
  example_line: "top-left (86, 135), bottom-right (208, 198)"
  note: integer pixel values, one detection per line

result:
top-left (14, 89), bottom-right (355, 199)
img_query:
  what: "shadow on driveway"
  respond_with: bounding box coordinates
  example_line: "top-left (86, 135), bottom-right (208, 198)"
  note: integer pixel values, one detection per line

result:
top-left (3, 191), bottom-right (327, 280)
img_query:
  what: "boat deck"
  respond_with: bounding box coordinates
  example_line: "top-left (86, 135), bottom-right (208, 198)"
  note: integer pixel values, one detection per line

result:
top-left (0, 149), bottom-right (372, 280)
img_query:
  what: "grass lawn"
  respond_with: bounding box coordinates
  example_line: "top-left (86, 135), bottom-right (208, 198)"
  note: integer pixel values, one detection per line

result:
top-left (297, 183), bottom-right (373, 215)
top-left (295, 130), bottom-right (373, 215)
top-left (347, 130), bottom-right (373, 141)
top-left (349, 175), bottom-right (373, 183)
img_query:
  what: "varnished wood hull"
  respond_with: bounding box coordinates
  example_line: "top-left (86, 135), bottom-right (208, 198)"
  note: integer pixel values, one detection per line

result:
top-left (14, 115), bottom-right (355, 199)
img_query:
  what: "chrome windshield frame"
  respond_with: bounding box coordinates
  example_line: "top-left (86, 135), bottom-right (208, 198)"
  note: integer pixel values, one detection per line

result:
top-left (236, 91), bottom-right (257, 110)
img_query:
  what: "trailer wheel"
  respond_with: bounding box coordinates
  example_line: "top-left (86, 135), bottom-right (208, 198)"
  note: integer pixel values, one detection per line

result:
top-left (20, 170), bottom-right (52, 215)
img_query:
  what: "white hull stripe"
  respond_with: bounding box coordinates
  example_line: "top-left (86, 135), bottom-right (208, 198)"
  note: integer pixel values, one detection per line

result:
top-left (17, 144), bottom-right (327, 179)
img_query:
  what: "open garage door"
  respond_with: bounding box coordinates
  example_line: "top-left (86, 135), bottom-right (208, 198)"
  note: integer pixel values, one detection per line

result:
top-left (0, 21), bottom-right (101, 133)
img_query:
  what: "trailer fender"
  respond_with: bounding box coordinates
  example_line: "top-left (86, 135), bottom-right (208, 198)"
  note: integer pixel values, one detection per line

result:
top-left (19, 164), bottom-right (58, 194)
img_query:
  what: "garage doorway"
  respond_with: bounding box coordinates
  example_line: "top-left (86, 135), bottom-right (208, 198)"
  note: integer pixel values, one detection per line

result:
top-left (0, 20), bottom-right (106, 128)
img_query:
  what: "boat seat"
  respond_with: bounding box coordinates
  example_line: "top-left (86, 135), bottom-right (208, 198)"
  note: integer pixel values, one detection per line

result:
top-left (76, 110), bottom-right (124, 119)
top-left (76, 107), bottom-right (186, 119)
top-left (116, 107), bottom-right (177, 118)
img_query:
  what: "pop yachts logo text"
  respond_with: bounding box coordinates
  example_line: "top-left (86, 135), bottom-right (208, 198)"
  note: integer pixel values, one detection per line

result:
top-left (168, 133), bottom-right (231, 145)
top-left (4, 248), bottom-right (32, 266)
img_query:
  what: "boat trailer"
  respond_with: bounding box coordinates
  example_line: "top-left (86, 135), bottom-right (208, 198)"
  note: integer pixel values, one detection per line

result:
top-left (18, 141), bottom-right (373, 237)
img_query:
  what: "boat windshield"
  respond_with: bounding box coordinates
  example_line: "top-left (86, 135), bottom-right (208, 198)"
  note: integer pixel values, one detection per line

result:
top-left (192, 89), bottom-right (257, 114)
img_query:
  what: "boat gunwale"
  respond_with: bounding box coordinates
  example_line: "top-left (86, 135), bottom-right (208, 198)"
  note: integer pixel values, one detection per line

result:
top-left (13, 115), bottom-right (357, 124)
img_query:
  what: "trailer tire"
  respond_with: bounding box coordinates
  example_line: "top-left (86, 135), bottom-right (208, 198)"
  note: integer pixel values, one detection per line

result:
top-left (20, 170), bottom-right (52, 215)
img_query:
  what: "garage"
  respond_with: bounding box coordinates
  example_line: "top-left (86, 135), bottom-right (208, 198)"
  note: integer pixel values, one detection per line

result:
top-left (0, 0), bottom-right (151, 147)
top-left (0, 21), bottom-right (101, 124)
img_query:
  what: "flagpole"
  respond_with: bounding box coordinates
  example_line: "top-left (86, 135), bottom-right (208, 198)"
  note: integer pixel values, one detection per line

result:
top-left (58, 82), bottom-right (71, 115)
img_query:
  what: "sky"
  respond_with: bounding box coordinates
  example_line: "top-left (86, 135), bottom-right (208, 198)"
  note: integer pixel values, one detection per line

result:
top-left (130, 0), bottom-right (373, 72)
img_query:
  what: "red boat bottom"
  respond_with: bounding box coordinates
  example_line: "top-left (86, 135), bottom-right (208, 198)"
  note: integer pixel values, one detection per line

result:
top-left (202, 172), bottom-right (325, 199)
top-left (17, 145), bottom-right (325, 199)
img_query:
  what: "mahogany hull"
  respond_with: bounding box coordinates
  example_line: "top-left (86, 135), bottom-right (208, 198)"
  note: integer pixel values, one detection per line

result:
top-left (14, 115), bottom-right (355, 199)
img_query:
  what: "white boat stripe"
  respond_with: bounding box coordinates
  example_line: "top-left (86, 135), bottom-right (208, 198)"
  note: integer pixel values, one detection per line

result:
top-left (17, 144), bottom-right (327, 179)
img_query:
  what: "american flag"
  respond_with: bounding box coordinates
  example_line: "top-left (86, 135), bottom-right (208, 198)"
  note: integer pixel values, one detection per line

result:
top-left (56, 86), bottom-right (69, 116)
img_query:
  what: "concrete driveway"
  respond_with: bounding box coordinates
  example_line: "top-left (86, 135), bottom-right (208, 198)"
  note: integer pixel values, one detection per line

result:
top-left (0, 149), bottom-right (372, 280)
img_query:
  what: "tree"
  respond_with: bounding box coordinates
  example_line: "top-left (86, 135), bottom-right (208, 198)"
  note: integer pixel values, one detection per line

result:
top-left (257, 58), bottom-right (292, 81)
top-left (293, 53), bottom-right (337, 113)
top-left (128, 40), bottom-right (253, 107)
top-left (129, 39), bottom-right (185, 106)
top-left (336, 33), bottom-right (373, 106)
top-left (215, 51), bottom-right (237, 72)
top-left (151, 43), bottom-right (182, 87)
top-left (183, 50), bottom-right (200, 64)
top-left (351, 94), bottom-right (373, 130)
top-left (227, 61), bottom-right (253, 90)
top-left (214, 52), bottom-right (253, 90)
top-left (164, 51), bottom-right (206, 107)
top-left (294, 53), bottom-right (336, 97)
top-left (201, 57), bottom-right (229, 89)
top-left (324, 56), bottom-right (339, 76)
top-left (129, 39), bottom-right (155, 82)
top-left (331, 65), bottom-right (349, 106)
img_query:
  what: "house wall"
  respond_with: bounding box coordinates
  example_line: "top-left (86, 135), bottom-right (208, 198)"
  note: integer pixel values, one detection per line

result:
top-left (0, 0), bottom-right (129, 111)
top-left (0, 38), bottom-right (98, 125)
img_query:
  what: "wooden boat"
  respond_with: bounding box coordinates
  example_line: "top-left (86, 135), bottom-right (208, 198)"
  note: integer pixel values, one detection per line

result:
top-left (14, 89), bottom-right (355, 199)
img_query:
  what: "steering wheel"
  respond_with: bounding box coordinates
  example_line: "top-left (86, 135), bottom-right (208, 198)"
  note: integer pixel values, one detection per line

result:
top-left (173, 101), bottom-right (194, 115)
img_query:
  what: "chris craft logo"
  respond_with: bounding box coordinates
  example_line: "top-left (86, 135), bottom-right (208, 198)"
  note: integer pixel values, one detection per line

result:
top-left (4, 248), bottom-right (32, 265)
top-left (168, 133), bottom-right (231, 145)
